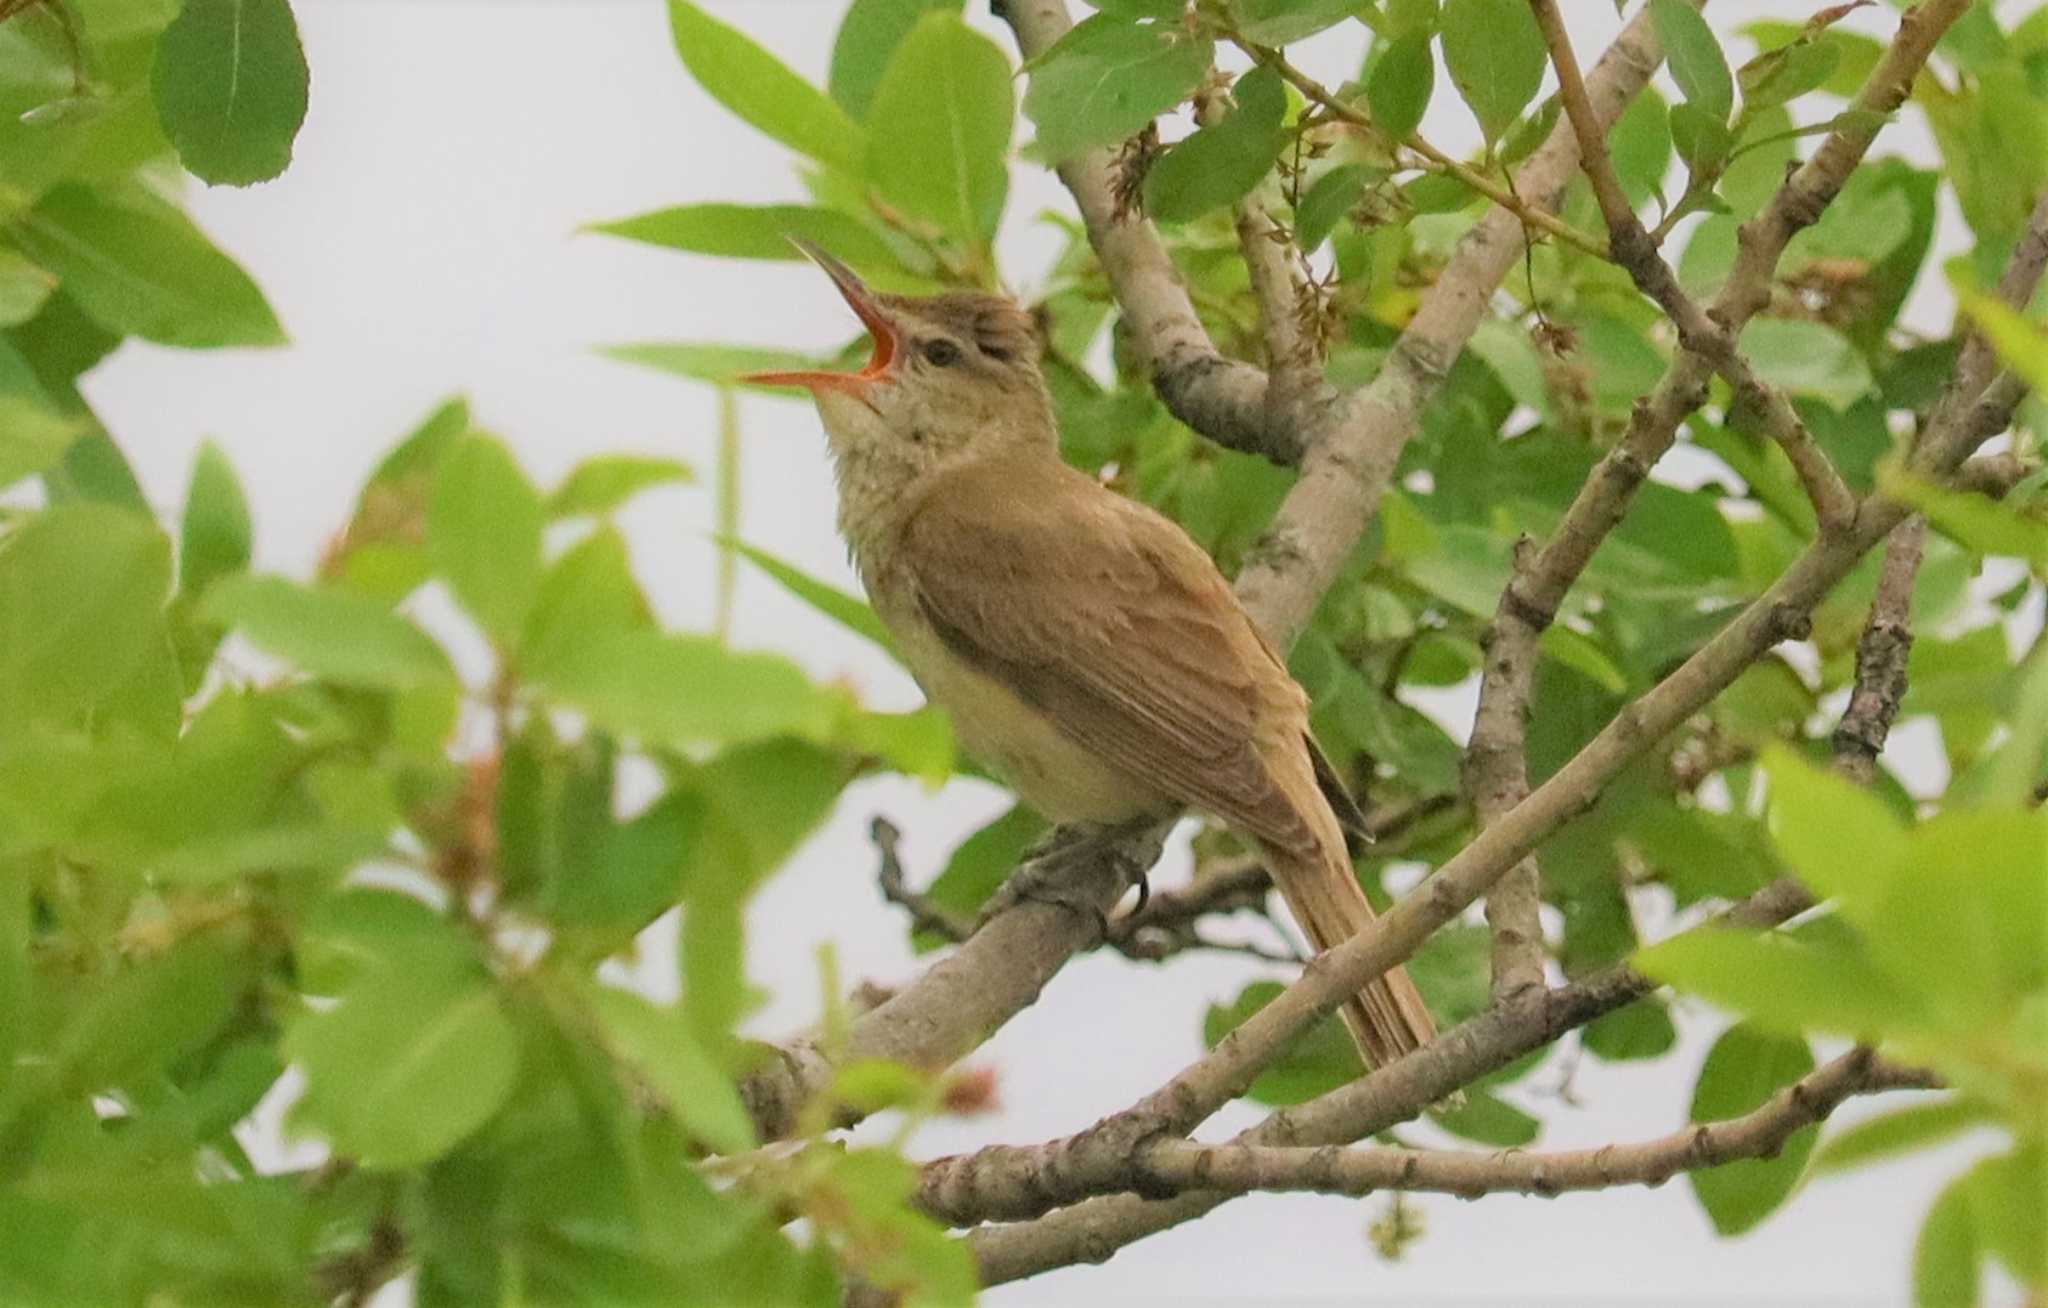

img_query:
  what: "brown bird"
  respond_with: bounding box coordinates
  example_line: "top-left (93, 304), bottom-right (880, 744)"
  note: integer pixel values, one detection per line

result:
top-left (747, 244), bottom-right (1436, 1068)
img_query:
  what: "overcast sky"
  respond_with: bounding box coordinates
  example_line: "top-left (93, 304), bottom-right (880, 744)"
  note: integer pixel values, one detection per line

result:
top-left (85, 1), bottom-right (2002, 1302)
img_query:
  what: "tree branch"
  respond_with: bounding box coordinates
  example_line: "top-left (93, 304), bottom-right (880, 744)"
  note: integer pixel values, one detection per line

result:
top-left (1132, 1050), bottom-right (1933, 1204)
top-left (1831, 518), bottom-right (1926, 785)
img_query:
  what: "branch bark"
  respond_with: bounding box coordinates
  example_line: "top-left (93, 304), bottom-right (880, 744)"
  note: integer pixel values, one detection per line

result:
top-left (1131, 1050), bottom-right (1932, 1204)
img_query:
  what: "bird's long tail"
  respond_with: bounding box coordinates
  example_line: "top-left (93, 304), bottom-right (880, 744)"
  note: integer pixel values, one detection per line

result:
top-left (1261, 837), bottom-right (1437, 1068)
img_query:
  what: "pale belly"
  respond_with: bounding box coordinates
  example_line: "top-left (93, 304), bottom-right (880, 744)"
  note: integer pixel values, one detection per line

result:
top-left (883, 608), bottom-right (1164, 825)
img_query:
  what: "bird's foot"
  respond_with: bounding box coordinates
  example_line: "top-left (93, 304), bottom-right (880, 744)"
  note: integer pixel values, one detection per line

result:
top-left (979, 816), bottom-right (1166, 941)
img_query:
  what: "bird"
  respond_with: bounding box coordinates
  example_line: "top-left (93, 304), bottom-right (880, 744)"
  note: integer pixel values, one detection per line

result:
top-left (746, 242), bottom-right (1437, 1068)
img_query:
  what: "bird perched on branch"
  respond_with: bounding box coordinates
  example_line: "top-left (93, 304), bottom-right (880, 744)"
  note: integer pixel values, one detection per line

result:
top-left (747, 243), bottom-right (1436, 1068)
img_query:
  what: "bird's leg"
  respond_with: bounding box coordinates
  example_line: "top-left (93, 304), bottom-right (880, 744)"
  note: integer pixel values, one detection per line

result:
top-left (979, 816), bottom-right (1167, 939)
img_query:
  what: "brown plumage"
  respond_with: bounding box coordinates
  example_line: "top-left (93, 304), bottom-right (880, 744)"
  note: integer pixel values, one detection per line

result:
top-left (747, 245), bottom-right (1436, 1068)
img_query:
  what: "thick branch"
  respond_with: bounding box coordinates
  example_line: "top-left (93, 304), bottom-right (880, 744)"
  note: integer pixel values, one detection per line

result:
top-left (1134, 1050), bottom-right (1932, 1204)
top-left (1832, 518), bottom-right (1926, 785)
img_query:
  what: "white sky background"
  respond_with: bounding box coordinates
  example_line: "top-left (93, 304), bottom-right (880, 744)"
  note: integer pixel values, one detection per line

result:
top-left (84, 0), bottom-right (2009, 1302)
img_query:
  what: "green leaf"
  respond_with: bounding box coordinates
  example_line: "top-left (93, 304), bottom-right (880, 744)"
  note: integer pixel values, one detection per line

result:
top-left (667, 0), bottom-right (866, 174)
top-left (0, 503), bottom-right (171, 728)
top-left (288, 965), bottom-right (520, 1169)
top-left (1688, 1023), bottom-right (1817, 1236)
top-left (178, 441), bottom-right (251, 597)
top-left (1759, 745), bottom-right (1906, 920)
top-left (1022, 13), bottom-right (1213, 163)
top-left (1815, 1098), bottom-right (1996, 1175)
top-left (0, 393), bottom-right (87, 489)
top-left (1293, 163), bottom-right (1373, 253)
top-left (1204, 979), bottom-right (1361, 1106)
top-left (12, 184), bottom-right (285, 348)
top-left (866, 13), bottom-right (1012, 244)
top-left (586, 204), bottom-right (906, 281)
top-left (590, 985), bottom-right (756, 1155)
top-left (547, 454), bottom-right (694, 519)
top-left (1878, 467), bottom-right (2048, 565)
top-left (1234, 0), bottom-right (1364, 45)
top-left (202, 575), bottom-right (456, 689)
top-left (829, 0), bottom-right (964, 120)
top-left (916, 802), bottom-right (1046, 942)
top-left (0, 247), bottom-right (57, 327)
top-left (533, 630), bottom-right (836, 749)
top-left (522, 527), bottom-right (653, 678)
top-left (842, 705), bottom-right (954, 786)
top-left (1737, 319), bottom-right (1874, 411)
top-left (1439, 0), bottom-right (1545, 144)
top-left (724, 538), bottom-right (898, 658)
top-left (599, 341), bottom-right (838, 395)
top-left (1669, 101), bottom-right (1734, 176)
top-left (1367, 31), bottom-right (1435, 142)
top-left (1582, 999), bottom-right (1679, 1062)
top-left (1651, 0), bottom-right (1733, 124)
top-left (150, 0), bottom-right (310, 186)
top-left (1635, 928), bottom-right (1925, 1039)
top-left (1915, 1169), bottom-right (1982, 1308)
top-left (427, 435), bottom-right (544, 647)
top-left (1966, 1146), bottom-right (2048, 1288)
top-left (1429, 1087), bottom-right (1538, 1146)
top-left (1143, 65), bottom-right (1288, 224)
top-left (1737, 37), bottom-right (1841, 116)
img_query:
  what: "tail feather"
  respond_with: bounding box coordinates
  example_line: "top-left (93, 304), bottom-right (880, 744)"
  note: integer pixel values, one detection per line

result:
top-left (1262, 838), bottom-right (1436, 1068)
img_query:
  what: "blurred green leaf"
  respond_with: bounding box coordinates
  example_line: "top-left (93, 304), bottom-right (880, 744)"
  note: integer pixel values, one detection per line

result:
top-left (667, 0), bottom-right (866, 174)
top-left (13, 184), bottom-right (285, 348)
top-left (1143, 66), bottom-right (1287, 223)
top-left (1966, 1146), bottom-right (2048, 1288)
top-left (548, 454), bottom-right (694, 518)
top-left (724, 537), bottom-right (898, 658)
top-left (0, 392), bottom-right (87, 489)
top-left (1670, 101), bottom-right (1734, 176)
top-left (587, 204), bottom-right (907, 281)
top-left (1956, 284), bottom-right (2048, 396)
top-left (866, 13), bottom-right (1012, 244)
top-left (1636, 928), bottom-right (1925, 1039)
top-left (1652, 0), bottom-right (1733, 124)
top-left (289, 963), bottom-right (519, 1169)
top-left (1915, 1168), bottom-right (1982, 1308)
top-left (1815, 1097), bottom-right (1995, 1175)
top-left (178, 441), bottom-right (251, 598)
top-left (590, 985), bottom-right (756, 1155)
top-left (1022, 13), bottom-right (1212, 162)
top-left (524, 526), bottom-right (653, 678)
top-left (428, 435), bottom-right (544, 647)
top-left (203, 575), bottom-right (456, 689)
top-left (534, 630), bottom-right (836, 750)
top-left (0, 503), bottom-right (170, 728)
top-left (829, 0), bottom-right (964, 120)
top-left (600, 342), bottom-right (839, 395)
top-left (1688, 1024), bottom-right (1816, 1236)
top-left (1760, 746), bottom-right (1906, 922)
top-left (151, 0), bottom-right (309, 186)
top-left (0, 248), bottom-right (57, 327)
top-left (1439, 0), bottom-right (1545, 143)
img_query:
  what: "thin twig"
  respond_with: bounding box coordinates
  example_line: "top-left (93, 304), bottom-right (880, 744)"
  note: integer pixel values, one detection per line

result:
top-left (870, 816), bottom-right (974, 944)
top-left (1832, 518), bottom-right (1926, 785)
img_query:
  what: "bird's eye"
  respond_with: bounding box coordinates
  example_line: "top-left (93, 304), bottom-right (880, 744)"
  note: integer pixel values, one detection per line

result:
top-left (921, 338), bottom-right (963, 367)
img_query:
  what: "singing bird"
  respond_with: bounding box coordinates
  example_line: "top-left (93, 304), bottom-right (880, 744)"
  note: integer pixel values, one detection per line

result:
top-left (748, 244), bottom-right (1436, 1067)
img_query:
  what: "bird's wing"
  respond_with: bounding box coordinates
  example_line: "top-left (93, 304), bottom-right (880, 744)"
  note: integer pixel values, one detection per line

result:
top-left (898, 460), bottom-right (1316, 851)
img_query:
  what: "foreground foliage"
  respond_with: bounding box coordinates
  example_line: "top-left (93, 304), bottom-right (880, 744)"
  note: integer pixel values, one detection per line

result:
top-left (1, 0), bottom-right (2046, 1303)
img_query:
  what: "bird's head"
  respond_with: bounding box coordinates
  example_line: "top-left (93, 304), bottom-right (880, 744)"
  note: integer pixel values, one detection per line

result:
top-left (744, 241), bottom-right (1055, 475)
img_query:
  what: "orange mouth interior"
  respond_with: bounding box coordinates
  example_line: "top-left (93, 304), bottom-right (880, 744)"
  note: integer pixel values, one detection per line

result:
top-left (742, 243), bottom-right (897, 392)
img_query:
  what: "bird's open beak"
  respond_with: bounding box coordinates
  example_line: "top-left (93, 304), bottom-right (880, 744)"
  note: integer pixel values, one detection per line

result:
top-left (741, 240), bottom-right (899, 393)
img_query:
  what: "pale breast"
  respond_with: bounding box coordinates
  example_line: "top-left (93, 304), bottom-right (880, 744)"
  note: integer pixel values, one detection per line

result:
top-left (868, 581), bottom-right (1166, 825)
